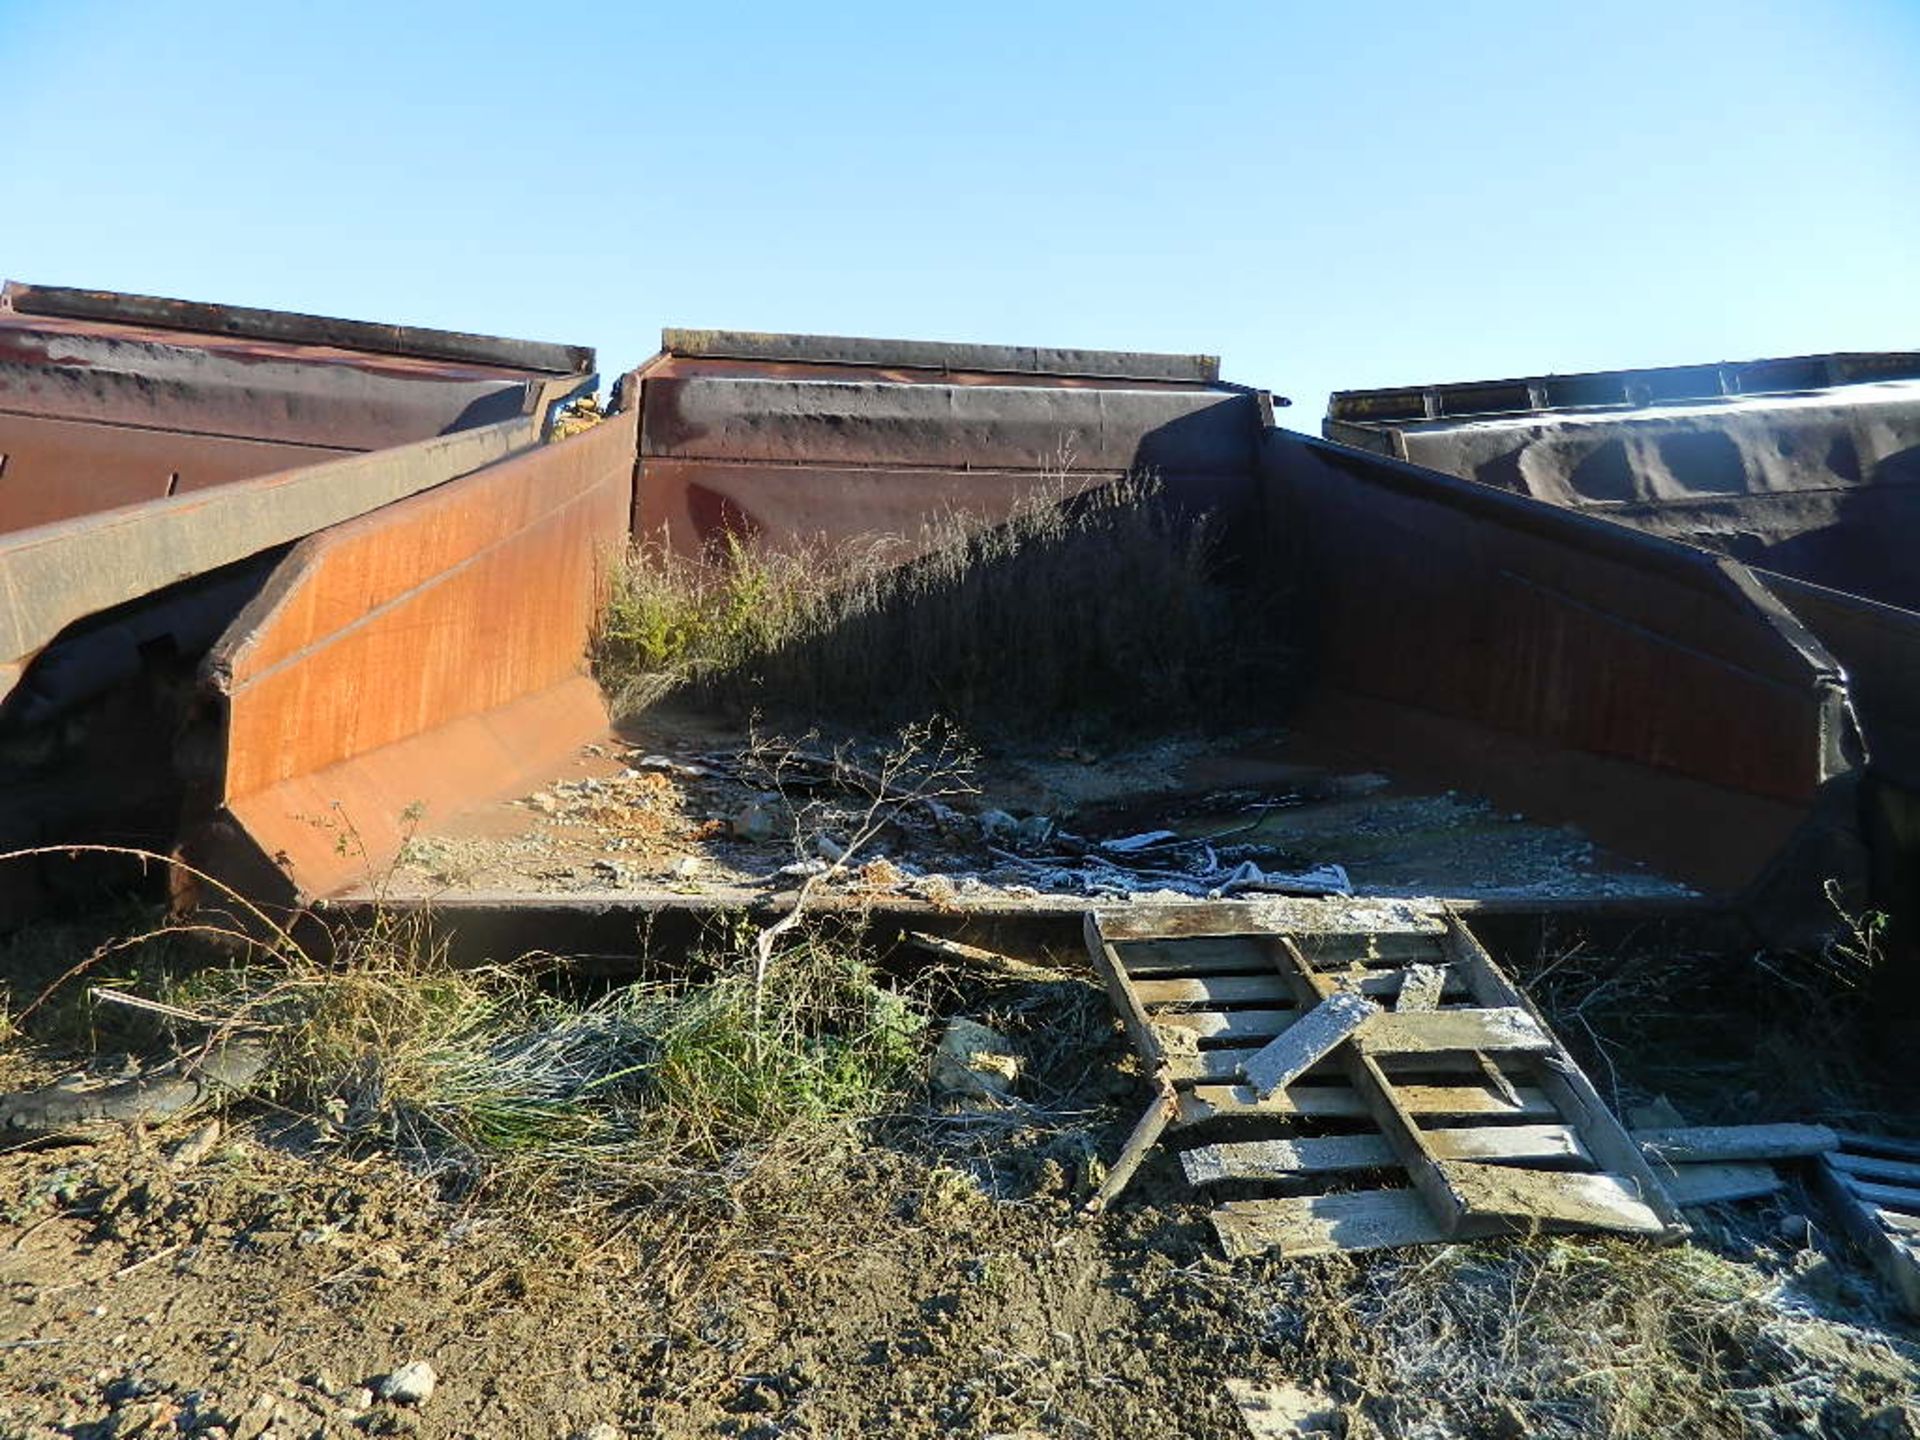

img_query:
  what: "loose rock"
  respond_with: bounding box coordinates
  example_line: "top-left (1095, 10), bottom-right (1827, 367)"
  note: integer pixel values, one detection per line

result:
top-left (373, 1361), bottom-right (437, 1406)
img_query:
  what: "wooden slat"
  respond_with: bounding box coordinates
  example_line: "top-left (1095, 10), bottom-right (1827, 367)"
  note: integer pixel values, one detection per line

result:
top-left (1134, 974), bottom-right (1294, 1007)
top-left (1294, 930), bottom-right (1448, 966)
top-left (1152, 1008), bottom-right (1298, 1043)
top-left (1082, 913), bottom-right (1169, 1072)
top-left (1242, 992), bottom-right (1377, 1097)
top-left (1359, 1007), bottom-right (1551, 1057)
top-left (1843, 1175), bottom-right (1920, 1214)
top-left (1182, 1132), bottom-right (1396, 1185)
top-left (1424, 1123), bottom-right (1588, 1166)
top-left (1660, 1162), bottom-right (1784, 1207)
top-left (1174, 1081), bottom-right (1557, 1126)
top-left (1633, 1123), bottom-right (1838, 1164)
top-left (1136, 969), bottom-right (1466, 1006)
top-left (1828, 1150), bottom-right (1920, 1191)
top-left (1095, 902), bottom-right (1441, 944)
top-left (1815, 1155), bottom-right (1920, 1317)
top-left (1835, 1131), bottom-right (1920, 1163)
top-left (1443, 917), bottom-right (1688, 1239)
top-left (1185, 1124), bottom-right (1587, 1186)
top-left (1213, 1190), bottom-right (1446, 1260)
top-left (1438, 1162), bottom-right (1668, 1236)
top-left (1112, 936), bottom-right (1273, 976)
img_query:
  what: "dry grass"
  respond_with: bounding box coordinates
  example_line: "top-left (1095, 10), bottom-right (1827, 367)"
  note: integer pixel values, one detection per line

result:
top-left (594, 474), bottom-right (1299, 737)
top-left (1238, 1237), bottom-right (1919, 1439)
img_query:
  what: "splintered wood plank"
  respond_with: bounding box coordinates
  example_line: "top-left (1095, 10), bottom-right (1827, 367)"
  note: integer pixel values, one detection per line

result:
top-left (1836, 1131), bottom-right (1920, 1163)
top-left (1183, 1124), bottom-right (1586, 1186)
top-left (1174, 1080), bottom-right (1557, 1126)
top-left (1113, 937), bottom-right (1273, 976)
top-left (1438, 1162), bottom-right (1668, 1236)
top-left (1213, 1190), bottom-right (1445, 1260)
top-left (1423, 1124), bottom-right (1589, 1166)
top-left (1182, 1132), bottom-right (1396, 1185)
top-left (1241, 991), bottom-right (1377, 1098)
top-left (1659, 1162), bottom-right (1784, 1207)
top-left (1815, 1154), bottom-right (1920, 1317)
top-left (1634, 1124), bottom-right (1839, 1165)
top-left (1152, 1008), bottom-right (1299, 1043)
top-left (1359, 1008), bottom-right (1552, 1057)
top-left (1395, 963), bottom-right (1447, 1012)
top-left (1134, 974), bottom-right (1295, 1007)
top-left (1827, 1150), bottom-right (1920, 1192)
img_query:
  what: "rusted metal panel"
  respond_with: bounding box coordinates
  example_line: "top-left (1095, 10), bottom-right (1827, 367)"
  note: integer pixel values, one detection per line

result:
top-left (640, 377), bottom-right (1261, 472)
top-left (1268, 429), bottom-right (1863, 903)
top-left (194, 410), bottom-right (636, 900)
top-left (661, 328), bottom-right (1221, 383)
top-left (0, 282), bottom-right (597, 501)
top-left (5, 282), bottom-right (593, 377)
top-left (0, 417), bottom-right (537, 701)
top-left (0, 413), bottom-right (345, 533)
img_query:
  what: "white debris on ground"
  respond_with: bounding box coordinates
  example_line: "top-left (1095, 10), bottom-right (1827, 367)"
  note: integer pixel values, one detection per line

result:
top-left (387, 727), bottom-right (1693, 905)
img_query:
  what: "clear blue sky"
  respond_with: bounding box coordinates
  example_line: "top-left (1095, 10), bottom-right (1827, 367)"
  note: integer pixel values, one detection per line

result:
top-left (3, 1), bottom-right (1916, 415)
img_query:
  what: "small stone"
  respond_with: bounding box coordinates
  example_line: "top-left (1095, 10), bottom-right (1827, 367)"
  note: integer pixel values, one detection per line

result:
top-left (526, 791), bottom-right (560, 815)
top-left (167, 1119), bottom-right (222, 1170)
top-left (1777, 1211), bottom-right (1814, 1247)
top-left (730, 802), bottom-right (777, 843)
top-left (373, 1361), bottom-right (436, 1407)
top-left (346, 1388), bottom-right (375, 1412)
top-left (930, 1018), bottom-right (1023, 1104)
top-left (574, 1426), bottom-right (623, 1440)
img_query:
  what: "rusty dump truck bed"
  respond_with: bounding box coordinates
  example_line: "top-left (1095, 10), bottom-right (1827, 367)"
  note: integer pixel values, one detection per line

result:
top-left (1328, 353), bottom-right (1920, 918)
top-left (0, 288), bottom-right (1897, 944)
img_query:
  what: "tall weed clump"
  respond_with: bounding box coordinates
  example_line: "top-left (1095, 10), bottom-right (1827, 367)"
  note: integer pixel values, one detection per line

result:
top-left (594, 475), bottom-right (1300, 737)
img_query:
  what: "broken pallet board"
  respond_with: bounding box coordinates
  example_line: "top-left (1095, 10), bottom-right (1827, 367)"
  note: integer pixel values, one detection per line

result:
top-left (1813, 1134), bottom-right (1920, 1317)
top-left (1084, 903), bottom-right (1686, 1258)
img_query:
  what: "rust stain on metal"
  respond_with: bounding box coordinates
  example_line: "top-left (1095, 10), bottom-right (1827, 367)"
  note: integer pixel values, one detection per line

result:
top-left (200, 410), bottom-right (636, 898)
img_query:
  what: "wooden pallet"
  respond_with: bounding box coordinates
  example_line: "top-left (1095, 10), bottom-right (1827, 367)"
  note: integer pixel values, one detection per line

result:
top-left (1813, 1132), bottom-right (1920, 1317)
top-left (1084, 904), bottom-right (1688, 1259)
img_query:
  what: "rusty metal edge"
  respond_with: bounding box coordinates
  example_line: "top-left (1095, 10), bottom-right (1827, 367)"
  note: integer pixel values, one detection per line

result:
top-left (0, 415), bottom-right (538, 697)
top-left (1327, 350), bottom-right (1920, 424)
top-left (4, 281), bottom-right (594, 377)
top-left (661, 327), bottom-right (1221, 384)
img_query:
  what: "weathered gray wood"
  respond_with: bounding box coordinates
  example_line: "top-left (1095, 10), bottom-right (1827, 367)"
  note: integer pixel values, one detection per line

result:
top-left (1241, 991), bottom-right (1377, 1098)
top-left (1185, 1124), bottom-right (1586, 1186)
top-left (1424, 1123), bottom-right (1589, 1166)
top-left (1396, 963), bottom-right (1447, 1012)
top-left (1439, 1162), bottom-right (1669, 1236)
top-left (1182, 1132), bottom-right (1397, 1185)
top-left (1153, 1008), bottom-right (1299, 1043)
top-left (1173, 1080), bottom-right (1557, 1126)
top-left (1359, 1008), bottom-right (1551, 1057)
top-left (1842, 1175), bottom-right (1920, 1214)
top-left (1633, 1124), bottom-right (1838, 1164)
top-left (1815, 1155), bottom-right (1920, 1317)
top-left (1835, 1131), bottom-right (1920, 1163)
top-left (1086, 1081), bottom-right (1177, 1214)
top-left (1827, 1150), bottom-right (1920, 1192)
top-left (1213, 1190), bottom-right (1446, 1259)
top-left (1112, 936), bottom-right (1272, 976)
top-left (1133, 974), bottom-right (1294, 1007)
top-left (1442, 916), bottom-right (1688, 1240)
top-left (1659, 1162), bottom-right (1784, 1207)
top-left (1294, 930), bottom-right (1448, 967)
top-left (1082, 913), bottom-right (1169, 1073)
